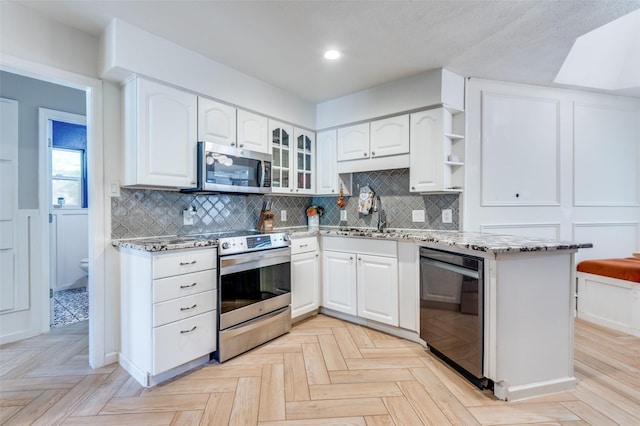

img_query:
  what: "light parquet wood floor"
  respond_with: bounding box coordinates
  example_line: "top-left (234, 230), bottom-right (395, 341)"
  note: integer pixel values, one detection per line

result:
top-left (1, 315), bottom-right (639, 425)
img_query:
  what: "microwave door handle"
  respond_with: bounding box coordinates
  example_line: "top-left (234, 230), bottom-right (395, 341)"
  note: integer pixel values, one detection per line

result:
top-left (259, 161), bottom-right (265, 188)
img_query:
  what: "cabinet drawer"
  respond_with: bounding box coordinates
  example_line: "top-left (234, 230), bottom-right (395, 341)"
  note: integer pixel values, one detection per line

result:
top-left (153, 248), bottom-right (216, 279)
top-left (154, 290), bottom-right (216, 327)
top-left (153, 269), bottom-right (216, 303)
top-left (291, 237), bottom-right (318, 255)
top-left (153, 310), bottom-right (216, 375)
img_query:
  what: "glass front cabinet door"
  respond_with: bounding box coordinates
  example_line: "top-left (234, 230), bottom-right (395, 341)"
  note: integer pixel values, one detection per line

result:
top-left (269, 121), bottom-right (294, 193)
top-left (294, 128), bottom-right (315, 194)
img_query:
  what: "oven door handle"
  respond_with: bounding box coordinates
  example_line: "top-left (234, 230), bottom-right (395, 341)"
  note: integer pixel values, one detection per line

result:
top-left (421, 257), bottom-right (480, 279)
top-left (220, 248), bottom-right (291, 275)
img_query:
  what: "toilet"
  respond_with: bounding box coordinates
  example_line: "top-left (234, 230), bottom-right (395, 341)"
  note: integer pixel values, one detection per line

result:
top-left (79, 258), bottom-right (89, 276)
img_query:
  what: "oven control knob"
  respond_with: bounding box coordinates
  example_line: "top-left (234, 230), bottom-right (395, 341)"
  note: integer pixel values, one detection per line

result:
top-left (221, 242), bottom-right (230, 249)
top-left (283, 234), bottom-right (290, 242)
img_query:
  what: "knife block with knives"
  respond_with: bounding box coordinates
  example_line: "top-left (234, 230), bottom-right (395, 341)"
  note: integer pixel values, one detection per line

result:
top-left (258, 200), bottom-right (274, 231)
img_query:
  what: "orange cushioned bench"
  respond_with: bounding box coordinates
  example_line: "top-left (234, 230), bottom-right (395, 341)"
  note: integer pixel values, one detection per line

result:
top-left (577, 257), bottom-right (640, 283)
top-left (576, 256), bottom-right (640, 337)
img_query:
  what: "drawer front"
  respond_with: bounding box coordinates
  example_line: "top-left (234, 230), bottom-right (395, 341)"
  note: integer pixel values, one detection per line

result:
top-left (153, 290), bottom-right (216, 327)
top-left (153, 248), bottom-right (217, 279)
top-left (153, 269), bottom-right (216, 303)
top-left (291, 236), bottom-right (318, 255)
top-left (153, 310), bottom-right (216, 375)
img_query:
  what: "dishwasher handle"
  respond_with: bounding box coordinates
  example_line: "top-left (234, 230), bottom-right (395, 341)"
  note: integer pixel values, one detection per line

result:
top-left (420, 257), bottom-right (480, 279)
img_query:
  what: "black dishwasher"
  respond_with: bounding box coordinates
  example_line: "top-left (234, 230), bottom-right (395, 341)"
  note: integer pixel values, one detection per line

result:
top-left (419, 247), bottom-right (488, 389)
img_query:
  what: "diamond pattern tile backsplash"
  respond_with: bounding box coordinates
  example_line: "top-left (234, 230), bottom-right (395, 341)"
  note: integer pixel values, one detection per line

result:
top-left (111, 168), bottom-right (458, 239)
top-left (311, 168), bottom-right (459, 230)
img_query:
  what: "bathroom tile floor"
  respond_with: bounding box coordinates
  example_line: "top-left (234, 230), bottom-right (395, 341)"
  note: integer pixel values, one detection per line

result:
top-left (52, 287), bottom-right (88, 328)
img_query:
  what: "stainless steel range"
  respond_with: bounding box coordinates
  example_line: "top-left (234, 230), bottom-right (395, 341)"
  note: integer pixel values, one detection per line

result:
top-left (214, 230), bottom-right (291, 362)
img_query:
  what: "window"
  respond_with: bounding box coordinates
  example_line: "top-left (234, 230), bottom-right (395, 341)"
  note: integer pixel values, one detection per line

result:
top-left (50, 120), bottom-right (87, 208)
top-left (52, 148), bottom-right (84, 207)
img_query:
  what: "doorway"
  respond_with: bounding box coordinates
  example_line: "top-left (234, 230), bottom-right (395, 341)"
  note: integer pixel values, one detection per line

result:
top-left (0, 59), bottom-right (107, 369)
top-left (41, 111), bottom-right (89, 328)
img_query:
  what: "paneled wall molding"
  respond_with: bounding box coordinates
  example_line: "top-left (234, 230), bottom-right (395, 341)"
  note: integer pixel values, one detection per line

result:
top-left (481, 223), bottom-right (561, 239)
top-left (480, 91), bottom-right (561, 207)
top-left (465, 78), bottom-right (640, 258)
top-left (572, 222), bottom-right (640, 262)
top-left (573, 101), bottom-right (640, 207)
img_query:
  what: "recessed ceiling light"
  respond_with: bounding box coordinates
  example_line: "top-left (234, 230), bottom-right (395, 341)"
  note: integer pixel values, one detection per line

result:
top-left (324, 49), bottom-right (342, 60)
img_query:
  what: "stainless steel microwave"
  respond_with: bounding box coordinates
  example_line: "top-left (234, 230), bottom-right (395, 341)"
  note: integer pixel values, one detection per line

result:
top-left (185, 142), bottom-right (272, 194)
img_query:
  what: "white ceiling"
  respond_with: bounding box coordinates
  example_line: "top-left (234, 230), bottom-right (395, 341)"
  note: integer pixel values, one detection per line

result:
top-left (15, 0), bottom-right (640, 103)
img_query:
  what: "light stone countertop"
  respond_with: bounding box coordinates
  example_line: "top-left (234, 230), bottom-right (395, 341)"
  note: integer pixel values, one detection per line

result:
top-left (112, 227), bottom-right (592, 254)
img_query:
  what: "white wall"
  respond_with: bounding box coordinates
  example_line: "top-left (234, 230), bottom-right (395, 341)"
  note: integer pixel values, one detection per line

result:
top-left (315, 68), bottom-right (464, 129)
top-left (0, 2), bottom-right (99, 79)
top-left (101, 19), bottom-right (316, 130)
top-left (464, 79), bottom-right (640, 262)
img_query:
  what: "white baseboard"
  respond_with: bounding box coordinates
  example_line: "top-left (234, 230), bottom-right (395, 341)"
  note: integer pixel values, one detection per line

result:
top-left (499, 377), bottom-right (577, 401)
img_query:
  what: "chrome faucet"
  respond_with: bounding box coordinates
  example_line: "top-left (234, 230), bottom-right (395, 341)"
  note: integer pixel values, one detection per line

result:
top-left (376, 196), bottom-right (386, 231)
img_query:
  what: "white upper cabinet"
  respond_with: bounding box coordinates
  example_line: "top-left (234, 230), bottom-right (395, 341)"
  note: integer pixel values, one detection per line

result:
top-left (410, 107), bottom-right (465, 193)
top-left (269, 120), bottom-right (294, 194)
top-left (316, 130), bottom-right (338, 194)
top-left (369, 115), bottom-right (410, 158)
top-left (197, 98), bottom-right (236, 146)
top-left (336, 117), bottom-right (410, 174)
top-left (337, 123), bottom-right (370, 161)
top-left (237, 109), bottom-right (269, 153)
top-left (124, 77), bottom-right (198, 189)
top-left (316, 130), bottom-right (352, 196)
top-left (294, 128), bottom-right (315, 194)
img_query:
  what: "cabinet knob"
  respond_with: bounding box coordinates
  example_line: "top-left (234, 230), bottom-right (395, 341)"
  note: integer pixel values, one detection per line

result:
top-left (363, 153), bottom-right (367, 157)
top-left (349, 256), bottom-right (353, 260)
top-left (515, 193), bottom-right (520, 198)
top-left (332, 189), bottom-right (335, 193)
top-left (411, 186), bottom-right (415, 190)
top-left (231, 143), bottom-right (235, 146)
top-left (371, 151), bottom-right (375, 156)
top-left (290, 189), bottom-right (294, 192)
top-left (240, 144), bottom-right (244, 148)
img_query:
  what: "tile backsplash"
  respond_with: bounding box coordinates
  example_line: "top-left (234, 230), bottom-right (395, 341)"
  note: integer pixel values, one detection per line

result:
top-left (111, 168), bottom-right (459, 239)
top-left (311, 168), bottom-right (459, 230)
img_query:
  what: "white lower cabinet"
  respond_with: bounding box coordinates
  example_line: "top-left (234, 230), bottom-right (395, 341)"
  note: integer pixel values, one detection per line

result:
top-left (322, 237), bottom-right (399, 326)
top-left (322, 250), bottom-right (358, 316)
top-left (119, 247), bottom-right (217, 386)
top-left (357, 254), bottom-right (398, 325)
top-left (291, 237), bottom-right (320, 319)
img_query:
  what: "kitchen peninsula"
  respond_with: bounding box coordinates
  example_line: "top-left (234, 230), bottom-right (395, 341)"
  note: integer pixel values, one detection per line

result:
top-left (114, 228), bottom-right (591, 401)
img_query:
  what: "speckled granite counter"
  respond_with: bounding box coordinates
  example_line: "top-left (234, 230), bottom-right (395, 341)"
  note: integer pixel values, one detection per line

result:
top-left (112, 234), bottom-right (218, 252)
top-left (113, 227), bottom-right (591, 254)
top-left (317, 228), bottom-right (592, 254)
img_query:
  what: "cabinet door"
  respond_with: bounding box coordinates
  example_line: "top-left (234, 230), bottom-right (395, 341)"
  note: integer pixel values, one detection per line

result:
top-left (370, 115), bottom-right (409, 158)
top-left (237, 110), bottom-right (268, 153)
top-left (294, 128), bottom-right (315, 194)
top-left (291, 251), bottom-right (319, 318)
top-left (357, 254), bottom-right (398, 326)
top-left (269, 120), bottom-right (294, 193)
top-left (197, 98), bottom-right (236, 146)
top-left (316, 130), bottom-right (338, 194)
top-left (410, 109), bottom-right (443, 192)
top-left (322, 251), bottom-right (357, 315)
top-left (337, 123), bottom-right (370, 161)
top-left (132, 78), bottom-right (198, 188)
